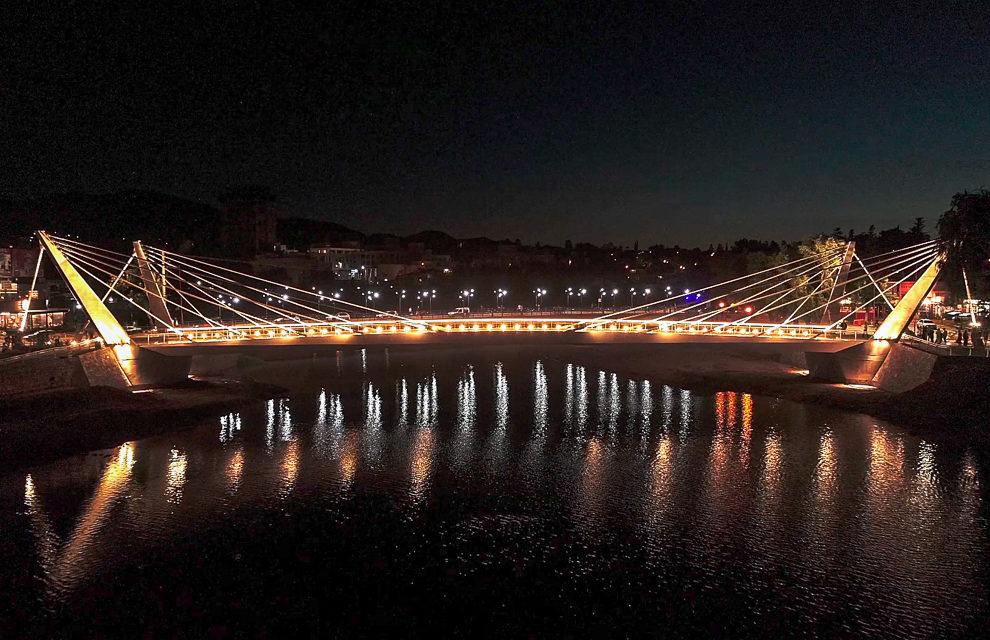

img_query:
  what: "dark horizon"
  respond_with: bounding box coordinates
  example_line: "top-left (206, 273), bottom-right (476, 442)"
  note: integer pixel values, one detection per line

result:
top-left (3, 2), bottom-right (988, 247)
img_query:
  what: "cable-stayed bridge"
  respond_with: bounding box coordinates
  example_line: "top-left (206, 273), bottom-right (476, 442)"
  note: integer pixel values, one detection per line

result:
top-left (18, 231), bottom-right (946, 389)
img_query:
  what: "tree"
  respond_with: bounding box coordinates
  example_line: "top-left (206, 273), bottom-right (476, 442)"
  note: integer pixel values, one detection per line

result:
top-left (792, 235), bottom-right (848, 318)
top-left (938, 190), bottom-right (990, 299)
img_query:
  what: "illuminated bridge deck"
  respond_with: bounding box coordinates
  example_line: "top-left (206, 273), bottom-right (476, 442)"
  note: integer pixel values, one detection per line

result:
top-left (133, 316), bottom-right (871, 352)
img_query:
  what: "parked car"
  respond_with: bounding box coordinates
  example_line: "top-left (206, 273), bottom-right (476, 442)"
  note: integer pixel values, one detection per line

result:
top-left (448, 307), bottom-right (471, 316)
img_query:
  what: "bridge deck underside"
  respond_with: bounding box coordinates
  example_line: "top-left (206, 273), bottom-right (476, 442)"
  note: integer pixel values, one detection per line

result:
top-left (143, 330), bottom-right (864, 357)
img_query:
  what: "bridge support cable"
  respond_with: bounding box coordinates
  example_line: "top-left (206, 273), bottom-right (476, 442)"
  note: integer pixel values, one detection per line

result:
top-left (853, 253), bottom-right (894, 310)
top-left (145, 246), bottom-right (361, 328)
top-left (666, 240), bottom-right (940, 331)
top-left (145, 247), bottom-right (328, 333)
top-left (99, 254), bottom-right (136, 303)
top-left (712, 261), bottom-right (843, 330)
top-left (138, 248), bottom-right (324, 334)
top-left (48, 238), bottom-right (283, 339)
top-left (579, 246), bottom-right (847, 327)
top-left (667, 250), bottom-right (846, 327)
top-left (766, 247), bottom-right (942, 333)
top-left (153, 247), bottom-right (424, 329)
top-left (659, 240), bottom-right (939, 329)
top-left (645, 246), bottom-right (846, 323)
top-left (754, 243), bottom-right (941, 328)
top-left (635, 247), bottom-right (848, 328)
top-left (18, 243), bottom-right (47, 333)
top-left (580, 247), bottom-right (847, 332)
top-left (148, 245), bottom-right (429, 331)
top-left (836, 255), bottom-right (942, 335)
top-left (50, 242), bottom-right (216, 340)
top-left (821, 242), bottom-right (857, 324)
top-left (141, 249), bottom-right (357, 333)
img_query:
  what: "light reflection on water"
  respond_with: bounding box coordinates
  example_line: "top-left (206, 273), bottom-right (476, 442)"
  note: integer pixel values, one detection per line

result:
top-left (3, 353), bottom-right (988, 636)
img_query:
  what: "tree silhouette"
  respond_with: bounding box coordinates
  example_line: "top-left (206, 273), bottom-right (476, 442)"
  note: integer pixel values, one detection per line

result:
top-left (938, 190), bottom-right (990, 299)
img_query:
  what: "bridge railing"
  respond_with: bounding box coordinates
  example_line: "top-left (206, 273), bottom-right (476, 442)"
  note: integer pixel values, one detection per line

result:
top-left (133, 316), bottom-right (868, 344)
top-left (901, 334), bottom-right (990, 358)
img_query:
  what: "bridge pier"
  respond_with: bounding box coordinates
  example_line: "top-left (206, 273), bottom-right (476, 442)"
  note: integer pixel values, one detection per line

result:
top-left (805, 341), bottom-right (891, 385)
top-left (79, 345), bottom-right (191, 390)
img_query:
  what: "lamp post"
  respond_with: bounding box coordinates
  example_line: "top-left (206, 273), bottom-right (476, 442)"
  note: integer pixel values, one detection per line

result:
top-left (534, 288), bottom-right (547, 311)
top-left (578, 288), bottom-right (586, 309)
top-left (495, 288), bottom-right (507, 311)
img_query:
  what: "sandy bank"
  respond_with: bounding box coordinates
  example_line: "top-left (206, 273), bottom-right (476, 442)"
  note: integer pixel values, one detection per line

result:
top-left (0, 380), bottom-right (278, 472)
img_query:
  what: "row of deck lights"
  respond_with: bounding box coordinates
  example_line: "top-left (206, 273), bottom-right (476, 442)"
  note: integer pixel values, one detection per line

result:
top-left (177, 321), bottom-right (820, 341)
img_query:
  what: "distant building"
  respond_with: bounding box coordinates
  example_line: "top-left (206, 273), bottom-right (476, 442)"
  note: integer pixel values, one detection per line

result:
top-left (220, 197), bottom-right (281, 258)
top-left (309, 242), bottom-right (448, 282)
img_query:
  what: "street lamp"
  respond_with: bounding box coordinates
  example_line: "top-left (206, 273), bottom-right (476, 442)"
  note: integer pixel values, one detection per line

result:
top-left (534, 288), bottom-right (547, 310)
top-left (577, 288), bottom-right (586, 309)
top-left (494, 288), bottom-right (508, 311)
top-left (366, 291), bottom-right (379, 310)
top-left (422, 290), bottom-right (436, 314)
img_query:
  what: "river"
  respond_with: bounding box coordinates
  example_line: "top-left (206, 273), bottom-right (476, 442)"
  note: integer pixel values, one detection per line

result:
top-left (1, 349), bottom-right (987, 637)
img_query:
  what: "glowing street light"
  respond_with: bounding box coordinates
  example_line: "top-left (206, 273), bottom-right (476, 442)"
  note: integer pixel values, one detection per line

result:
top-left (495, 288), bottom-right (508, 310)
top-left (534, 288), bottom-right (547, 310)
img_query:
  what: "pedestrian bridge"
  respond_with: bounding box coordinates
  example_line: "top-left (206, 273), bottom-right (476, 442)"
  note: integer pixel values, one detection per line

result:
top-left (20, 232), bottom-right (947, 389)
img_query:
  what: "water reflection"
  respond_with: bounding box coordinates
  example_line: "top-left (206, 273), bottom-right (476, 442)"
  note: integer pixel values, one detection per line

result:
top-left (225, 448), bottom-right (244, 494)
top-left (4, 357), bottom-right (987, 637)
top-left (339, 431), bottom-right (359, 490)
top-left (219, 412), bottom-right (241, 443)
top-left (740, 393), bottom-right (753, 466)
top-left (533, 360), bottom-right (548, 435)
top-left (409, 427), bottom-right (436, 506)
top-left (485, 362), bottom-right (510, 473)
top-left (278, 441), bottom-right (300, 499)
top-left (576, 438), bottom-right (608, 535)
top-left (453, 367), bottom-right (477, 469)
top-left (678, 388), bottom-right (692, 436)
top-left (660, 384), bottom-right (673, 430)
top-left (415, 374), bottom-right (437, 429)
top-left (313, 390), bottom-right (345, 458)
top-left (165, 448), bottom-right (187, 505)
top-left (397, 379), bottom-right (410, 428)
top-left (494, 361), bottom-right (509, 431)
top-left (22, 443), bottom-right (137, 595)
top-left (639, 380), bottom-right (652, 432)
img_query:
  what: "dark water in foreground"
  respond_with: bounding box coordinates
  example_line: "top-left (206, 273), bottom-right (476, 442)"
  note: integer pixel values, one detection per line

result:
top-left (1, 351), bottom-right (988, 637)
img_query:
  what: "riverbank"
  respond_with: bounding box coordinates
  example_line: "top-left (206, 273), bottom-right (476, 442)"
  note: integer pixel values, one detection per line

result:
top-left (0, 379), bottom-right (279, 472)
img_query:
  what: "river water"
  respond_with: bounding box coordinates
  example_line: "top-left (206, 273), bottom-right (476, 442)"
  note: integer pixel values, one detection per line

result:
top-left (1, 349), bottom-right (987, 637)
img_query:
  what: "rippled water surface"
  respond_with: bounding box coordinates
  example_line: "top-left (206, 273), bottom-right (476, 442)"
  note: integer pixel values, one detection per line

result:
top-left (1, 350), bottom-right (988, 636)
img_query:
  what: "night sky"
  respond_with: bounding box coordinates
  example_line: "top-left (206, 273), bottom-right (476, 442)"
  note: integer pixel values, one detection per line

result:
top-left (3, 1), bottom-right (989, 246)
